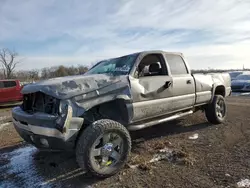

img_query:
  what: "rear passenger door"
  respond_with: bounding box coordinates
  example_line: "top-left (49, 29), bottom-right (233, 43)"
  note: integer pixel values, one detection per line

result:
top-left (164, 53), bottom-right (195, 111)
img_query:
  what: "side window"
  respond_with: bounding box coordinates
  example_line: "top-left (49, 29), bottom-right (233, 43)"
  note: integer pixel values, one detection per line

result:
top-left (137, 54), bottom-right (168, 77)
top-left (3, 81), bottom-right (17, 88)
top-left (165, 54), bottom-right (188, 75)
top-left (0, 82), bottom-right (4, 88)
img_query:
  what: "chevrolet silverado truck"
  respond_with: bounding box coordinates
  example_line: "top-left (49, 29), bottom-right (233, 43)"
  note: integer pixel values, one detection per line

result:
top-left (12, 50), bottom-right (231, 177)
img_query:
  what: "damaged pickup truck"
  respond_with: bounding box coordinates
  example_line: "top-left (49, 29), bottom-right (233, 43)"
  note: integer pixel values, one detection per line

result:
top-left (12, 50), bottom-right (231, 177)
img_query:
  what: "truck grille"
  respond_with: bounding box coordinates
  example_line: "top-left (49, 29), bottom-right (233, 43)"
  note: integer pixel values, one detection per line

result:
top-left (231, 85), bottom-right (244, 90)
top-left (22, 92), bottom-right (60, 115)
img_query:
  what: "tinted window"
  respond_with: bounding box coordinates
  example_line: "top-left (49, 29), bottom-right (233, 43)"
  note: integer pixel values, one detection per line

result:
top-left (165, 54), bottom-right (188, 75)
top-left (137, 54), bottom-right (168, 77)
top-left (0, 82), bottom-right (4, 88)
top-left (0, 81), bottom-right (17, 88)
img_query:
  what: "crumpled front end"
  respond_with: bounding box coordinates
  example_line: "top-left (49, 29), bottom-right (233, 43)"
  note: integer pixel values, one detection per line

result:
top-left (12, 92), bottom-right (84, 150)
top-left (12, 74), bottom-right (133, 150)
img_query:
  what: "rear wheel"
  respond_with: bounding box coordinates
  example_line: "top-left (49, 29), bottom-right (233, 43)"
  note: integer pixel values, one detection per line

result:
top-left (76, 119), bottom-right (131, 178)
top-left (205, 95), bottom-right (227, 124)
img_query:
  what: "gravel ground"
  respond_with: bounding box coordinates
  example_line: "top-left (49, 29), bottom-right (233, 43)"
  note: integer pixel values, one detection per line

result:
top-left (0, 105), bottom-right (22, 149)
top-left (0, 96), bottom-right (250, 188)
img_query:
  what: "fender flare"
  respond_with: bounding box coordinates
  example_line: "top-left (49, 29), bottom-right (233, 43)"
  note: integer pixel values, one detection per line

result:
top-left (210, 84), bottom-right (226, 103)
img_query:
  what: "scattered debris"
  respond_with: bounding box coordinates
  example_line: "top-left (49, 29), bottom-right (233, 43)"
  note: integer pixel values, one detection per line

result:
top-left (118, 175), bottom-right (122, 182)
top-left (0, 116), bottom-right (11, 122)
top-left (149, 147), bottom-right (173, 163)
top-left (128, 146), bottom-right (194, 170)
top-left (127, 164), bottom-right (138, 169)
top-left (153, 141), bottom-right (172, 150)
top-left (188, 133), bottom-right (199, 140)
top-left (0, 122), bottom-right (12, 131)
top-left (237, 179), bottom-right (250, 187)
top-left (138, 163), bottom-right (151, 171)
top-left (150, 147), bottom-right (192, 165)
top-left (128, 162), bottom-right (151, 171)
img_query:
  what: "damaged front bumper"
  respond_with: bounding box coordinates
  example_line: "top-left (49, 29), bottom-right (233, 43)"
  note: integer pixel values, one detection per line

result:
top-left (12, 106), bottom-right (84, 150)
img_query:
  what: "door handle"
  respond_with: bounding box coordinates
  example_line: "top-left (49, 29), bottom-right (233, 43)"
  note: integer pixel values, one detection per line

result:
top-left (164, 81), bottom-right (172, 89)
top-left (186, 80), bottom-right (192, 84)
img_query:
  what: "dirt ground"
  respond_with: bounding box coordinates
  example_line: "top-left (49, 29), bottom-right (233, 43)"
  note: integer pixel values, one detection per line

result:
top-left (0, 96), bottom-right (250, 188)
top-left (0, 105), bottom-right (22, 148)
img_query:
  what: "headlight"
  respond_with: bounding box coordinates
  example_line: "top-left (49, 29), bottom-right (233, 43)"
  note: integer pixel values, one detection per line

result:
top-left (59, 100), bottom-right (69, 115)
top-left (56, 100), bottom-right (69, 131)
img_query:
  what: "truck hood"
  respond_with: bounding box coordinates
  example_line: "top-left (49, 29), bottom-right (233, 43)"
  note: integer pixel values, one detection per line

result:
top-left (21, 74), bottom-right (123, 100)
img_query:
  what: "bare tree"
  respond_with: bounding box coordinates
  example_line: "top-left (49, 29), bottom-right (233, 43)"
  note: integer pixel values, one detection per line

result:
top-left (55, 65), bottom-right (68, 77)
top-left (78, 64), bottom-right (88, 74)
top-left (41, 68), bottom-right (50, 79)
top-left (28, 69), bottom-right (39, 82)
top-left (0, 48), bottom-right (20, 79)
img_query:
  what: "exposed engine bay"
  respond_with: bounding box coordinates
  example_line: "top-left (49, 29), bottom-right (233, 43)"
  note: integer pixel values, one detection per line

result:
top-left (22, 92), bottom-right (60, 115)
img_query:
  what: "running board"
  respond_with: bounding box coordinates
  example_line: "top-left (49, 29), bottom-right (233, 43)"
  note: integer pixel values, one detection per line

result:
top-left (127, 110), bottom-right (193, 131)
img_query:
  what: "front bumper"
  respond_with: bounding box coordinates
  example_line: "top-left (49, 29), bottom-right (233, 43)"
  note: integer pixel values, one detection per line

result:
top-left (14, 124), bottom-right (76, 150)
top-left (12, 106), bottom-right (84, 150)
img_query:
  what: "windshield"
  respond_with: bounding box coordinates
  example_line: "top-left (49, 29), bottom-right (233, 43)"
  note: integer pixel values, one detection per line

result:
top-left (86, 54), bottom-right (138, 76)
top-left (229, 72), bottom-right (242, 78)
top-left (235, 74), bottom-right (250, 80)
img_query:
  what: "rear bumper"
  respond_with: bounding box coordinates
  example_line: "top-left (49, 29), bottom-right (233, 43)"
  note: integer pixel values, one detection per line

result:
top-left (12, 106), bottom-right (84, 150)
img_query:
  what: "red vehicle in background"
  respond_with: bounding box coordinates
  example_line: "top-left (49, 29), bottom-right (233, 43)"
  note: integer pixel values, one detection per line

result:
top-left (0, 80), bottom-right (23, 104)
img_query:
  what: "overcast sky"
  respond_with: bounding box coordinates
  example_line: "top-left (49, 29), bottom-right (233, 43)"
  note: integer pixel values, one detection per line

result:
top-left (1, 0), bottom-right (250, 70)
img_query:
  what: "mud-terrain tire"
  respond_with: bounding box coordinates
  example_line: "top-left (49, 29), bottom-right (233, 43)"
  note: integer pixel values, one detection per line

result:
top-left (205, 95), bottom-right (227, 124)
top-left (76, 119), bottom-right (131, 178)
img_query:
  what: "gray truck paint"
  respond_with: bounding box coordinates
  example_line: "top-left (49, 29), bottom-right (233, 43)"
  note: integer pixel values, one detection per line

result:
top-left (12, 50), bottom-right (231, 143)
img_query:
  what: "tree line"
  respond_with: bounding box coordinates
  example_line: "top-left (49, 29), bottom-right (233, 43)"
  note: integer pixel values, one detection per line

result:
top-left (0, 65), bottom-right (89, 82)
top-left (0, 48), bottom-right (89, 82)
top-left (191, 69), bottom-right (250, 74)
top-left (1, 48), bottom-right (249, 82)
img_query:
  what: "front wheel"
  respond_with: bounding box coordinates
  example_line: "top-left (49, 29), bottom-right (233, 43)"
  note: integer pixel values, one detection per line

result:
top-left (76, 119), bottom-right (131, 178)
top-left (205, 95), bottom-right (227, 124)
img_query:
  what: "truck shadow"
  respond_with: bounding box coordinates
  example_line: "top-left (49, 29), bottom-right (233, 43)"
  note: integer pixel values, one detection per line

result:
top-left (130, 119), bottom-right (211, 142)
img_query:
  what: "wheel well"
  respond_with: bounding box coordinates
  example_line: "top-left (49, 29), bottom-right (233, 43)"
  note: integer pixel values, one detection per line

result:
top-left (82, 99), bottom-right (131, 126)
top-left (74, 99), bottom-right (132, 148)
top-left (214, 85), bottom-right (225, 97)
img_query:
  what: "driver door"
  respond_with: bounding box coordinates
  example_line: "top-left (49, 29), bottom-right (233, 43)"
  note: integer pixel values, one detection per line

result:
top-left (130, 53), bottom-right (173, 122)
